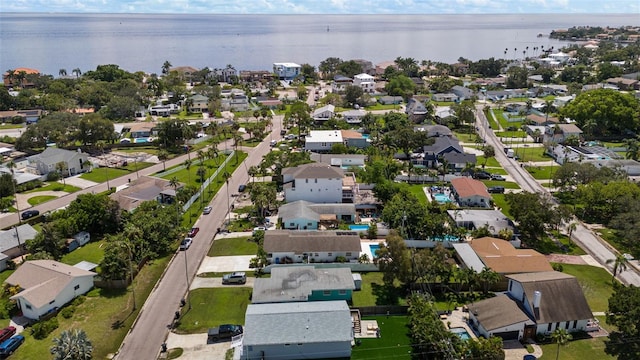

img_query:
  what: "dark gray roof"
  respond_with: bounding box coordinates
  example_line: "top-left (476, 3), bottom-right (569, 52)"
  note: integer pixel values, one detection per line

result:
top-left (442, 152), bottom-right (477, 164)
top-left (252, 266), bottom-right (355, 303)
top-left (506, 272), bottom-right (593, 323)
top-left (278, 201), bottom-right (321, 222)
top-left (423, 136), bottom-right (462, 154)
top-left (264, 230), bottom-right (362, 253)
top-left (243, 301), bottom-right (352, 345)
top-left (27, 147), bottom-right (83, 166)
top-left (282, 163), bottom-right (344, 179)
top-left (468, 295), bottom-right (533, 331)
top-left (0, 224), bottom-right (38, 254)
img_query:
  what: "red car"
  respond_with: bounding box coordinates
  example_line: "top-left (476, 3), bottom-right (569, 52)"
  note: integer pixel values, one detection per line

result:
top-left (188, 227), bottom-right (200, 237)
top-left (0, 326), bottom-right (16, 343)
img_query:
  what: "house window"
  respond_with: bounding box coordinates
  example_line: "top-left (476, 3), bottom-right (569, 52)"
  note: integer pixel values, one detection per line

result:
top-left (328, 253), bottom-right (332, 256)
top-left (305, 179), bottom-right (308, 183)
top-left (315, 179), bottom-right (317, 183)
top-left (339, 290), bottom-right (347, 295)
top-left (565, 321), bottom-right (570, 329)
top-left (346, 252), bottom-right (352, 257)
top-left (284, 343), bottom-right (291, 347)
top-left (572, 320), bottom-right (577, 329)
top-left (289, 223), bottom-right (295, 227)
top-left (547, 323), bottom-right (552, 332)
top-left (314, 253), bottom-right (319, 256)
top-left (49, 300), bottom-right (55, 305)
top-left (307, 223), bottom-right (312, 226)
top-left (323, 290), bottom-right (331, 296)
top-left (248, 346), bottom-right (253, 351)
top-left (26, 304), bottom-right (32, 310)
top-left (74, 284), bottom-right (80, 291)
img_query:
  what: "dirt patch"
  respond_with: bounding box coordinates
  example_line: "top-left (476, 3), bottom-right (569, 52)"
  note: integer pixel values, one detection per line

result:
top-left (545, 254), bottom-right (588, 265)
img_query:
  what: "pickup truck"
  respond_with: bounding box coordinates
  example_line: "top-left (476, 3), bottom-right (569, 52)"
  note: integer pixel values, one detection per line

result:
top-left (208, 324), bottom-right (243, 342)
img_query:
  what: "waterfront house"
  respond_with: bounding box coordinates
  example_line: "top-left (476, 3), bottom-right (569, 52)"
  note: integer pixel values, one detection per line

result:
top-left (332, 75), bottom-right (353, 93)
top-left (353, 73), bottom-right (376, 93)
top-left (450, 177), bottom-right (491, 208)
top-left (263, 230), bottom-right (361, 264)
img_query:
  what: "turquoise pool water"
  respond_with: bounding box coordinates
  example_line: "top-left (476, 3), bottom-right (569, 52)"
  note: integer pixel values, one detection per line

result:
top-left (369, 244), bottom-right (380, 257)
top-left (433, 193), bottom-right (451, 203)
top-left (450, 327), bottom-right (471, 340)
top-left (134, 138), bottom-right (149, 144)
top-left (349, 224), bottom-right (370, 231)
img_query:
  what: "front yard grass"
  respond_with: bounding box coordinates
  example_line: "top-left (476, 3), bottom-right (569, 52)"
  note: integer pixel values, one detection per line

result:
top-left (351, 272), bottom-right (407, 307)
top-left (475, 156), bottom-right (502, 168)
top-left (537, 337), bottom-right (613, 360)
top-left (80, 168), bottom-right (132, 183)
top-left (516, 146), bottom-right (552, 162)
top-left (491, 194), bottom-right (511, 218)
top-left (176, 287), bottom-right (252, 334)
top-left (27, 195), bottom-right (57, 206)
top-left (23, 183), bottom-right (81, 194)
top-left (484, 109), bottom-right (500, 130)
top-left (60, 240), bottom-right (106, 266)
top-left (351, 316), bottom-right (411, 360)
top-left (208, 236), bottom-right (257, 257)
top-left (481, 180), bottom-right (520, 189)
top-left (525, 165), bottom-right (557, 180)
top-left (13, 255), bottom-right (171, 360)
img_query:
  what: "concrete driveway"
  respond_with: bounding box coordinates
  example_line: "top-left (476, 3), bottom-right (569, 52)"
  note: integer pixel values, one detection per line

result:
top-left (64, 175), bottom-right (99, 189)
top-left (197, 256), bottom-right (254, 274)
top-left (165, 332), bottom-right (231, 360)
top-left (190, 276), bottom-right (255, 290)
top-left (503, 340), bottom-right (542, 360)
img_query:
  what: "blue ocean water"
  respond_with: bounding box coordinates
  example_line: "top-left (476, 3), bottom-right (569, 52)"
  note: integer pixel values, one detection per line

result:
top-left (0, 13), bottom-right (637, 76)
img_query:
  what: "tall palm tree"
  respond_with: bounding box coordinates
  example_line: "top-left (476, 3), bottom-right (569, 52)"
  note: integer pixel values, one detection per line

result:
top-left (624, 138), bottom-right (639, 161)
top-left (183, 159), bottom-right (192, 184)
top-left (56, 162), bottom-right (68, 186)
top-left (58, 69), bottom-right (67, 77)
top-left (72, 68), bottom-right (82, 78)
top-left (162, 60), bottom-right (172, 75)
top-left (51, 328), bottom-right (93, 360)
top-left (478, 267), bottom-right (501, 294)
top-left (157, 150), bottom-right (169, 172)
top-left (551, 328), bottom-right (572, 360)
top-left (606, 254), bottom-right (630, 284)
top-left (169, 176), bottom-right (181, 225)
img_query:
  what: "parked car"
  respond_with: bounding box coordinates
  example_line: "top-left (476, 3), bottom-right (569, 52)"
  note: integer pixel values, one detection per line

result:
top-left (208, 324), bottom-right (243, 342)
top-left (487, 186), bottom-right (505, 194)
top-left (188, 227), bottom-right (200, 237)
top-left (280, 129), bottom-right (287, 136)
top-left (203, 206), bottom-right (212, 215)
top-left (0, 335), bottom-right (24, 356)
top-left (21, 210), bottom-right (39, 220)
top-left (472, 171), bottom-right (491, 180)
top-left (179, 237), bottom-right (193, 251)
top-left (490, 174), bottom-right (506, 181)
top-left (222, 272), bottom-right (246, 284)
top-left (270, 140), bottom-right (277, 147)
top-left (252, 226), bottom-right (266, 235)
top-left (238, 184), bottom-right (246, 193)
top-left (0, 327), bottom-right (15, 344)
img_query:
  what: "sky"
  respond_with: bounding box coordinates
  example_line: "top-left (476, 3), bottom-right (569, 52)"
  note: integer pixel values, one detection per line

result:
top-left (2, 0), bottom-right (639, 14)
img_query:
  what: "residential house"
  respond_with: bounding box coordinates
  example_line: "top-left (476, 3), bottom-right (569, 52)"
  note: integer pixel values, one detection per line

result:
top-left (309, 153), bottom-right (367, 168)
top-left (332, 75), bottom-right (353, 93)
top-left (221, 93), bottom-right (249, 111)
top-left (303, 130), bottom-right (343, 152)
top-left (188, 94), bottom-right (209, 113)
top-left (27, 148), bottom-right (90, 177)
top-left (352, 59), bottom-right (375, 75)
top-left (273, 63), bottom-right (301, 80)
top-left (353, 73), bottom-right (376, 94)
top-left (434, 106), bottom-right (457, 125)
top-left (169, 66), bottom-right (199, 81)
top-left (242, 301), bottom-right (352, 360)
top-left (448, 209), bottom-right (517, 239)
top-left (214, 66), bottom-right (237, 83)
top-left (451, 63), bottom-right (470, 76)
top-left (405, 98), bottom-right (428, 122)
top-left (450, 177), bottom-right (491, 208)
top-left (467, 237), bottom-right (553, 275)
top-left (148, 104), bottom-right (179, 117)
top-left (312, 105), bottom-right (335, 122)
top-left (467, 271), bottom-right (594, 340)
top-left (278, 200), bottom-right (357, 230)
top-left (6, 260), bottom-right (97, 320)
top-left (252, 266), bottom-right (355, 303)
top-left (414, 124), bottom-right (453, 138)
top-left (587, 159), bottom-right (640, 178)
top-left (0, 109), bottom-right (44, 124)
top-left (523, 125), bottom-right (546, 143)
top-left (340, 109), bottom-right (367, 124)
top-left (553, 95), bottom-right (575, 108)
top-left (282, 163), bottom-right (344, 203)
top-left (441, 152), bottom-right (477, 172)
top-left (341, 130), bottom-right (369, 149)
top-left (484, 90), bottom-right (511, 102)
top-left (0, 224), bottom-right (38, 270)
top-left (3, 67), bottom-right (40, 87)
top-left (451, 85), bottom-right (475, 101)
top-left (543, 123), bottom-right (583, 145)
top-left (263, 230), bottom-right (361, 264)
top-left (605, 77), bottom-right (639, 91)
top-left (239, 70), bottom-right (273, 82)
top-left (432, 93), bottom-right (459, 102)
top-left (110, 176), bottom-right (183, 212)
top-left (419, 136), bottom-right (464, 168)
top-left (526, 113), bottom-right (559, 126)
top-left (0, 166), bottom-right (41, 186)
top-left (255, 97), bottom-right (282, 109)
top-left (378, 96), bottom-right (403, 105)
top-left (128, 122), bottom-right (156, 138)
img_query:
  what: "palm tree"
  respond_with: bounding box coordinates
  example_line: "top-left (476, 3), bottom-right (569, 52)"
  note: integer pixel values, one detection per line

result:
top-left (183, 159), bottom-right (192, 184)
top-left (157, 150), bottom-right (169, 172)
top-left (56, 162), bottom-right (68, 186)
top-left (162, 60), bottom-right (172, 75)
top-left (72, 68), bottom-right (82, 78)
top-left (551, 328), bottom-right (572, 360)
top-left (567, 222), bottom-right (577, 239)
top-left (169, 176), bottom-right (181, 225)
top-left (478, 267), bottom-right (501, 294)
top-left (58, 69), bottom-right (67, 77)
top-left (606, 254), bottom-right (630, 284)
top-left (51, 328), bottom-right (93, 360)
top-left (624, 138), bottom-right (639, 161)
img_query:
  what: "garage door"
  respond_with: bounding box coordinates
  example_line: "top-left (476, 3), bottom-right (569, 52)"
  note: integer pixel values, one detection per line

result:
top-left (493, 330), bottom-right (519, 340)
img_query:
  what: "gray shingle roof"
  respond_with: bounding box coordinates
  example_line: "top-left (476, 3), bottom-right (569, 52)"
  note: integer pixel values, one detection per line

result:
top-left (0, 224), bottom-right (38, 254)
top-left (27, 147), bottom-right (82, 166)
top-left (252, 266), bottom-right (355, 303)
top-left (467, 295), bottom-right (533, 331)
top-left (264, 230), bottom-right (361, 253)
top-left (282, 163), bottom-right (344, 179)
top-left (243, 301), bottom-right (352, 345)
top-left (278, 201), bottom-right (320, 223)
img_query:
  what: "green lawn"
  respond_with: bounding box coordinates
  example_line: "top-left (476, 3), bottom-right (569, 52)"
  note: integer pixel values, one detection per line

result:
top-left (207, 236), bottom-right (258, 256)
top-left (516, 146), bottom-right (553, 162)
top-left (23, 183), bottom-right (81, 194)
top-left (60, 240), bottom-right (106, 266)
top-left (496, 131), bottom-right (527, 139)
top-left (27, 195), bottom-right (57, 206)
top-left (556, 263), bottom-right (614, 313)
top-left (525, 165), bottom-right (557, 180)
top-left (538, 337), bottom-right (613, 360)
top-left (0, 124), bottom-right (26, 129)
top-left (176, 287), bottom-right (252, 334)
top-left (351, 272), bottom-right (407, 307)
top-left (351, 316), bottom-right (411, 360)
top-left (481, 180), bottom-right (520, 189)
top-left (13, 255), bottom-right (171, 360)
top-left (364, 103), bottom-right (400, 111)
top-left (160, 155), bottom-right (228, 187)
top-left (80, 168), bottom-right (132, 183)
top-left (476, 156), bottom-right (501, 168)
top-left (596, 228), bottom-right (630, 254)
top-left (407, 185), bottom-right (428, 205)
top-left (484, 109), bottom-right (500, 130)
top-left (491, 194), bottom-right (511, 218)
top-left (493, 109), bottom-right (524, 130)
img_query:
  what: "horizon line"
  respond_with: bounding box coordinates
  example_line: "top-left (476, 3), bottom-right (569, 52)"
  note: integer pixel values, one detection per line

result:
top-left (1, 11), bottom-right (635, 16)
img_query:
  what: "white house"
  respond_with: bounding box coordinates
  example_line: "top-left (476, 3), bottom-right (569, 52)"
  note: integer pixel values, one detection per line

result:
top-left (311, 104), bottom-right (335, 122)
top-left (353, 73), bottom-right (375, 93)
top-left (468, 271), bottom-right (594, 340)
top-left (450, 177), bottom-right (491, 208)
top-left (273, 63), bottom-right (301, 80)
top-left (278, 200), bottom-right (357, 230)
top-left (282, 163), bottom-right (344, 203)
top-left (263, 230), bottom-right (361, 264)
top-left (242, 301), bottom-right (352, 360)
top-left (27, 148), bottom-right (90, 177)
top-left (6, 260), bottom-right (96, 320)
top-left (303, 130), bottom-right (343, 152)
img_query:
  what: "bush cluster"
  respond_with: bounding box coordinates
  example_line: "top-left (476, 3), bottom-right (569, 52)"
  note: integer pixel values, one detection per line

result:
top-left (31, 317), bottom-right (59, 339)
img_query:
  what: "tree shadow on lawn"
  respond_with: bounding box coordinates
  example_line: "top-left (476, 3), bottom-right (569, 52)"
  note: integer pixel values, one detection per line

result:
top-left (371, 283), bottom-right (406, 305)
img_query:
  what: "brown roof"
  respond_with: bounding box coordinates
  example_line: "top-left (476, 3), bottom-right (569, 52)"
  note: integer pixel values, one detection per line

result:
top-left (470, 237), bottom-right (553, 274)
top-left (467, 295), bottom-right (533, 331)
top-left (450, 177), bottom-right (490, 199)
top-left (4, 67), bottom-right (40, 76)
top-left (606, 77), bottom-right (638, 85)
top-left (556, 123), bottom-right (583, 134)
top-left (507, 272), bottom-right (593, 323)
top-left (527, 114), bottom-right (559, 125)
top-left (6, 260), bottom-right (96, 308)
top-left (264, 230), bottom-right (361, 253)
top-left (282, 163), bottom-right (344, 179)
top-left (340, 130), bottom-right (363, 139)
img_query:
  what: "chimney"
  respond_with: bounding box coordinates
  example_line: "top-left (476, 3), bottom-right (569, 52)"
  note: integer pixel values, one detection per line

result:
top-left (533, 290), bottom-right (542, 309)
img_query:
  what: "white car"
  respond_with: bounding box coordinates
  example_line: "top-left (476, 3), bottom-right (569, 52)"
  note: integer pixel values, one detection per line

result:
top-left (253, 226), bottom-right (267, 235)
top-left (203, 206), bottom-right (212, 215)
top-left (179, 237), bottom-right (193, 250)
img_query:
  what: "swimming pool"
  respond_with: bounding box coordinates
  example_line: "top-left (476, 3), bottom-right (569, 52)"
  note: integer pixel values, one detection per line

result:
top-left (432, 193), bottom-right (452, 203)
top-left (450, 327), bottom-right (472, 340)
top-left (134, 138), bottom-right (149, 144)
top-left (349, 224), bottom-right (370, 231)
top-left (369, 244), bottom-right (380, 257)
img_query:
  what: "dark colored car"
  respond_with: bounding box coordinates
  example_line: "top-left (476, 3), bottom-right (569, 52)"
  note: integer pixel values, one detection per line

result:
top-left (238, 184), bottom-right (246, 193)
top-left (208, 325), bottom-right (243, 342)
top-left (488, 186), bottom-right (505, 194)
top-left (188, 227), bottom-right (200, 237)
top-left (280, 129), bottom-right (287, 136)
top-left (0, 327), bottom-right (16, 344)
top-left (472, 171), bottom-right (491, 180)
top-left (21, 210), bottom-right (39, 220)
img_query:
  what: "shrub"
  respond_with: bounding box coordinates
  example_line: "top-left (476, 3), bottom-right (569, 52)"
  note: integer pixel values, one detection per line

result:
top-left (552, 263), bottom-right (564, 272)
top-left (46, 172), bottom-right (60, 182)
top-left (335, 256), bottom-right (347, 263)
top-left (31, 317), bottom-right (59, 339)
top-left (71, 296), bottom-right (86, 306)
top-left (60, 306), bottom-right (75, 319)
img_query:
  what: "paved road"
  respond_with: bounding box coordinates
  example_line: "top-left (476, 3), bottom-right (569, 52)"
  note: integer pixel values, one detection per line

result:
top-left (476, 105), bottom-right (640, 286)
top-left (116, 115), bottom-right (283, 359)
